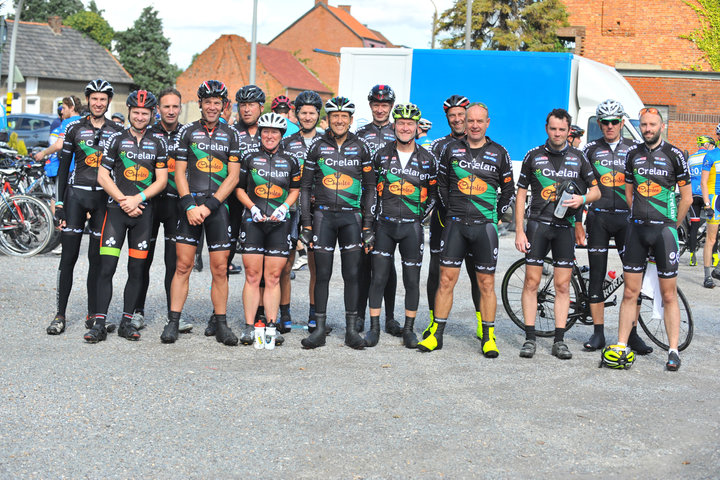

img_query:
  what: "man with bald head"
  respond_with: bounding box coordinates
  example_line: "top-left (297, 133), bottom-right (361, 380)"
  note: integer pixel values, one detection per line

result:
top-left (419, 103), bottom-right (515, 356)
top-left (616, 108), bottom-right (691, 371)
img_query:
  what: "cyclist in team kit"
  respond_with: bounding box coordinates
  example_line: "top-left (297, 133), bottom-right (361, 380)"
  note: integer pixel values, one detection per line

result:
top-left (365, 103), bottom-right (437, 348)
top-left (423, 95), bottom-right (484, 342)
top-left (280, 90), bottom-right (324, 335)
top-left (270, 95), bottom-right (300, 138)
top-left (132, 88), bottom-right (191, 333)
top-left (576, 100), bottom-right (652, 354)
top-left (236, 112), bottom-right (300, 347)
top-left (355, 84), bottom-right (400, 335)
top-left (85, 90), bottom-right (168, 343)
top-left (161, 80), bottom-right (241, 346)
top-left (417, 118), bottom-right (433, 151)
top-left (569, 125), bottom-right (585, 149)
top-left (687, 135), bottom-right (715, 286)
top-left (46, 79), bottom-right (124, 335)
top-left (616, 107), bottom-right (691, 371)
top-left (420, 103), bottom-right (514, 356)
top-left (299, 96), bottom-right (375, 350)
top-left (515, 108), bottom-right (601, 360)
top-left (701, 124), bottom-right (720, 287)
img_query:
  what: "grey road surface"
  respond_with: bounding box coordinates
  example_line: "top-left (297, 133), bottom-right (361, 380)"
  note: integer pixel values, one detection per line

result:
top-left (1, 234), bottom-right (718, 479)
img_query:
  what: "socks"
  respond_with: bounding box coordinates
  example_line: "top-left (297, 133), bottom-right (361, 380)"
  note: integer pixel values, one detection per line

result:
top-left (94, 314), bottom-right (106, 327)
top-left (705, 266), bottom-right (713, 279)
top-left (168, 311), bottom-right (181, 322)
top-left (433, 318), bottom-right (447, 336)
top-left (554, 327), bottom-right (565, 343)
top-left (122, 312), bottom-right (133, 324)
top-left (482, 321), bottom-right (494, 340)
top-left (525, 325), bottom-right (536, 342)
top-left (280, 304), bottom-right (290, 316)
top-left (593, 324), bottom-right (603, 335)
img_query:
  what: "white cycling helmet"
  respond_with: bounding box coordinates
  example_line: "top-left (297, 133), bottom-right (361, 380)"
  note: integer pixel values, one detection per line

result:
top-left (257, 112), bottom-right (287, 134)
top-left (418, 118), bottom-right (432, 130)
top-left (596, 99), bottom-right (625, 120)
top-left (715, 122), bottom-right (720, 136)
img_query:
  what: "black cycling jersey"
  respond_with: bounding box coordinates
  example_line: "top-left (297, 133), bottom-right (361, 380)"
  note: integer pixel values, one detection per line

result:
top-left (174, 120), bottom-right (241, 195)
top-left (583, 137), bottom-right (636, 213)
top-left (374, 142), bottom-right (437, 222)
top-left (57, 116), bottom-right (123, 202)
top-left (355, 122), bottom-right (395, 156)
top-left (148, 122), bottom-right (182, 196)
top-left (234, 122), bottom-right (261, 152)
top-left (517, 142), bottom-right (597, 226)
top-left (238, 146), bottom-right (300, 220)
top-left (281, 130), bottom-right (320, 212)
top-left (438, 136), bottom-right (515, 224)
top-left (625, 140), bottom-right (689, 226)
top-left (300, 130), bottom-right (375, 229)
top-left (102, 129), bottom-right (167, 199)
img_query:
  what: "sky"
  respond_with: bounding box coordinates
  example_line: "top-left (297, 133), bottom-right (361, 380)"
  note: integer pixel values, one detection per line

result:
top-left (7, 0), bottom-right (457, 69)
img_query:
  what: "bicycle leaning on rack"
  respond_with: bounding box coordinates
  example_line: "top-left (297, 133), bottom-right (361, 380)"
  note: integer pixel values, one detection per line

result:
top-left (500, 245), bottom-right (693, 351)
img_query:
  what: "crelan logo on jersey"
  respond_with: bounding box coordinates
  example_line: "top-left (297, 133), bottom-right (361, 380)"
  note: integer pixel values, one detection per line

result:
top-left (255, 183), bottom-right (284, 199)
top-left (458, 177), bottom-right (487, 195)
top-left (84, 152), bottom-right (101, 167)
top-left (388, 181), bottom-right (416, 196)
top-left (196, 158), bottom-right (224, 173)
top-left (322, 172), bottom-right (353, 190)
top-left (600, 172), bottom-right (625, 187)
top-left (637, 181), bottom-right (662, 197)
top-left (541, 184), bottom-right (557, 201)
top-left (123, 166), bottom-right (150, 181)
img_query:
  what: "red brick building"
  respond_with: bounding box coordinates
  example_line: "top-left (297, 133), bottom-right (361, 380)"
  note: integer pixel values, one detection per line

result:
top-left (269, 0), bottom-right (392, 94)
top-left (176, 34), bottom-right (331, 117)
top-left (561, 0), bottom-right (720, 153)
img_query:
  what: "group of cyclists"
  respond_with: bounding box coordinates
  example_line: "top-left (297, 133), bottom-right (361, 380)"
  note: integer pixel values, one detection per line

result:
top-left (41, 75), bottom-right (711, 372)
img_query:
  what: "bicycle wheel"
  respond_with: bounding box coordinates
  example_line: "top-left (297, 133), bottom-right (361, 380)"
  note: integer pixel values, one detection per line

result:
top-left (638, 286), bottom-right (693, 351)
top-left (0, 194), bottom-right (54, 257)
top-left (501, 257), bottom-right (581, 337)
top-left (32, 194), bottom-right (61, 254)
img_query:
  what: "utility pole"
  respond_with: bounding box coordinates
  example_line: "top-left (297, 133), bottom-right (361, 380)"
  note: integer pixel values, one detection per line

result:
top-left (249, 0), bottom-right (258, 85)
top-left (465, 0), bottom-right (472, 50)
top-left (430, 0), bottom-right (437, 49)
top-left (7, 0), bottom-right (24, 113)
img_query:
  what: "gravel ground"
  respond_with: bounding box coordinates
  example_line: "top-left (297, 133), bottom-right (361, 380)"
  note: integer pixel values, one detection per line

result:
top-left (1, 231), bottom-right (718, 479)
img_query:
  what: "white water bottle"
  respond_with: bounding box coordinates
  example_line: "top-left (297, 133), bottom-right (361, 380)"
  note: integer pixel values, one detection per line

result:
top-left (553, 183), bottom-right (577, 219)
top-left (254, 322), bottom-right (265, 349)
top-left (265, 323), bottom-right (276, 350)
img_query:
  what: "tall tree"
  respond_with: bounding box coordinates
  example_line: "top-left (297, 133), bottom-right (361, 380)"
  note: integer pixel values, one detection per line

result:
top-left (683, 0), bottom-right (720, 71)
top-left (11, 0), bottom-right (83, 22)
top-left (64, 9), bottom-right (114, 50)
top-left (436, 0), bottom-right (569, 52)
top-left (114, 6), bottom-right (178, 93)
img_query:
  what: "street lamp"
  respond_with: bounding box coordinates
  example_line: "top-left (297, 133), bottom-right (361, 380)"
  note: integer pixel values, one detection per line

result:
top-left (429, 0), bottom-right (437, 49)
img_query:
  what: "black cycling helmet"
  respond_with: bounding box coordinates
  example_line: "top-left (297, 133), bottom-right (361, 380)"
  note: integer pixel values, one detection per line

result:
top-left (197, 80), bottom-right (228, 102)
top-left (295, 90), bottom-right (323, 112)
top-left (368, 84), bottom-right (395, 104)
top-left (126, 90), bottom-right (158, 109)
top-left (325, 96), bottom-right (355, 115)
top-left (235, 84), bottom-right (266, 105)
top-left (85, 79), bottom-right (114, 99)
top-left (569, 125), bottom-right (585, 138)
top-left (443, 95), bottom-right (470, 112)
top-left (111, 112), bottom-right (125, 122)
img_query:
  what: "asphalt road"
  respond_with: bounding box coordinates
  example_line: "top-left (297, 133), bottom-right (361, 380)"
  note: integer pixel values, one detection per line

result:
top-left (1, 232), bottom-right (718, 479)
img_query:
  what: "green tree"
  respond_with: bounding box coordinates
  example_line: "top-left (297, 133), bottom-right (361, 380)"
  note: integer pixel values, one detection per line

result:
top-left (64, 10), bottom-right (114, 50)
top-left (436, 0), bottom-right (569, 52)
top-left (114, 7), bottom-right (178, 93)
top-left (11, 0), bottom-right (83, 22)
top-left (683, 0), bottom-right (720, 71)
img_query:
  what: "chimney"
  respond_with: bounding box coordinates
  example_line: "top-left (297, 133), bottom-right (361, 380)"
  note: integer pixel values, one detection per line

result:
top-left (48, 16), bottom-right (62, 35)
top-left (339, 5), bottom-right (351, 13)
top-left (315, 0), bottom-right (328, 5)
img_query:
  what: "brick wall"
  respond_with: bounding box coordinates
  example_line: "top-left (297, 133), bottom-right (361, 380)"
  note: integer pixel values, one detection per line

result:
top-left (269, 6), bottom-right (363, 93)
top-left (626, 76), bottom-right (720, 154)
top-left (562, 0), bottom-right (710, 71)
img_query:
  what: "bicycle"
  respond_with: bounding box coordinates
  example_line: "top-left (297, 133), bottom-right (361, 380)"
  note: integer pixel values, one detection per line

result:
top-left (0, 189), bottom-right (54, 256)
top-left (500, 249), bottom-right (693, 351)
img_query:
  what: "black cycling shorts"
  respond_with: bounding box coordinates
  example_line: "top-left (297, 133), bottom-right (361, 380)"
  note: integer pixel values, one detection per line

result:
top-left (525, 219), bottom-right (574, 268)
top-left (312, 209), bottom-right (362, 253)
top-left (429, 206), bottom-right (446, 254)
top-left (152, 194), bottom-right (178, 243)
top-left (622, 222), bottom-right (680, 278)
top-left (99, 205), bottom-right (153, 259)
top-left (240, 219), bottom-right (291, 257)
top-left (586, 210), bottom-right (629, 258)
top-left (176, 196), bottom-right (232, 252)
top-left (372, 219), bottom-right (424, 266)
top-left (688, 196), bottom-right (705, 221)
top-left (440, 220), bottom-right (499, 272)
top-left (62, 186), bottom-right (107, 238)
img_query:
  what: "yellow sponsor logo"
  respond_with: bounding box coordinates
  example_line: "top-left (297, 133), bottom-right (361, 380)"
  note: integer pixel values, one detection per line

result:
top-left (388, 181), bottom-right (416, 196)
top-left (458, 177), bottom-right (487, 196)
top-left (123, 166), bottom-right (151, 181)
top-left (322, 173), bottom-right (353, 190)
top-left (196, 158), bottom-right (224, 173)
top-left (254, 183), bottom-right (284, 199)
top-left (600, 172), bottom-right (625, 187)
top-left (637, 182), bottom-right (662, 197)
top-left (84, 152), bottom-right (100, 167)
top-left (541, 184), bottom-right (557, 201)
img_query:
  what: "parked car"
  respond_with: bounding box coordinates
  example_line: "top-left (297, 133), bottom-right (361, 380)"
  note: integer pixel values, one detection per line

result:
top-left (6, 114), bottom-right (56, 147)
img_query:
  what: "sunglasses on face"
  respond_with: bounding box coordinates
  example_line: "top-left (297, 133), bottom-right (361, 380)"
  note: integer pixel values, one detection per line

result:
top-left (600, 119), bottom-right (621, 126)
